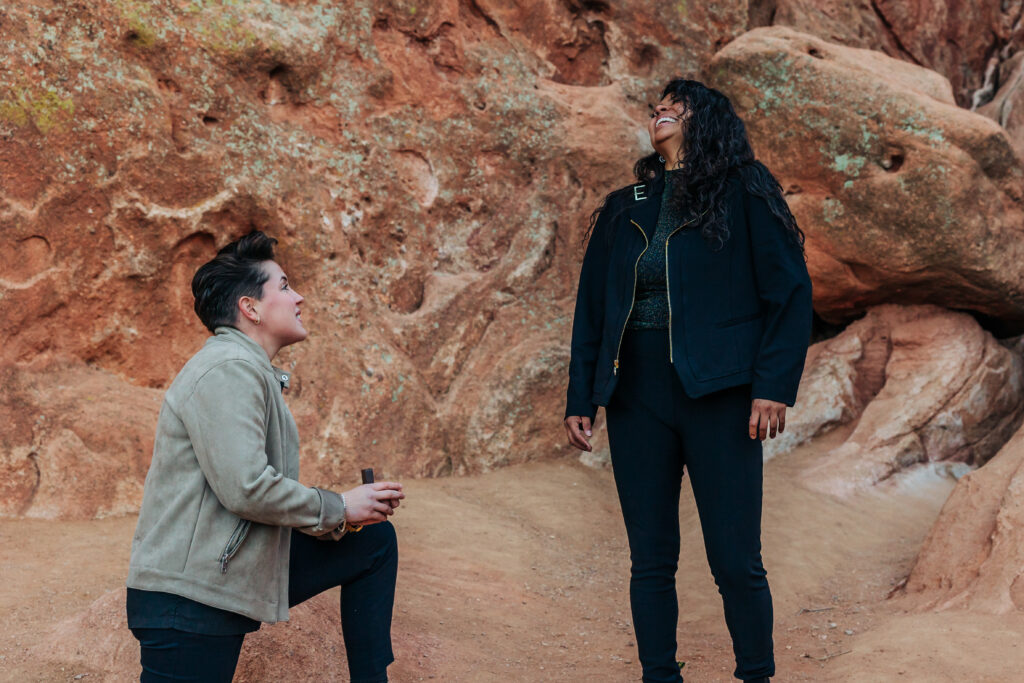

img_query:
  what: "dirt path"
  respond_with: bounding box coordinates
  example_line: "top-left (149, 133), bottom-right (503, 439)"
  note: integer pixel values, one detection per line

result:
top-left (3, 428), bottom-right (1020, 682)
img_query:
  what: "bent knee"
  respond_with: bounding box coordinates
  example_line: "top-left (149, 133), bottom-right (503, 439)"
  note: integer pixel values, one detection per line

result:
top-left (374, 519), bottom-right (397, 543)
top-left (367, 520), bottom-right (398, 559)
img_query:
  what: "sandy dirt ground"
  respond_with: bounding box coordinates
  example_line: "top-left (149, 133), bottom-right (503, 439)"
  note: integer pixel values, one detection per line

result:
top-left (4, 426), bottom-right (1024, 682)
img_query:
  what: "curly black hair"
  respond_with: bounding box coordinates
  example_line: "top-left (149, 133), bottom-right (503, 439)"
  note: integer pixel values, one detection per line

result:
top-left (586, 78), bottom-right (805, 253)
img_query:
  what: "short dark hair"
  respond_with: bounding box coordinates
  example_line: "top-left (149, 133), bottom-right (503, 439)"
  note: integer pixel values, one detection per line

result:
top-left (191, 231), bottom-right (278, 332)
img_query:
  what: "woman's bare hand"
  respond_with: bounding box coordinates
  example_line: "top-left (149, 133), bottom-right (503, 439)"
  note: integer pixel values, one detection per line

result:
top-left (564, 415), bottom-right (593, 452)
top-left (344, 482), bottom-right (404, 525)
top-left (749, 399), bottom-right (786, 440)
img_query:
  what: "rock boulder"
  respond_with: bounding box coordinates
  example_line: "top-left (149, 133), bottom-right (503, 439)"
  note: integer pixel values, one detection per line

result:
top-left (904, 419), bottom-right (1024, 613)
top-left (783, 305), bottom-right (1024, 496)
top-left (0, 362), bottom-right (161, 519)
top-left (761, 0), bottom-right (1022, 108)
top-left (762, 304), bottom-right (889, 461)
top-left (708, 27), bottom-right (1024, 330)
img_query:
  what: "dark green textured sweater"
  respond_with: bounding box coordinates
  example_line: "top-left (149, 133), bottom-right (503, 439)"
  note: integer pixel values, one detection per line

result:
top-left (627, 169), bottom-right (687, 330)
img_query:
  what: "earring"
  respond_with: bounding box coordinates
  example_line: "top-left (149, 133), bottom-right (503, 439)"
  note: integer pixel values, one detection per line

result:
top-left (255, 314), bottom-right (261, 325)
top-left (658, 155), bottom-right (665, 164)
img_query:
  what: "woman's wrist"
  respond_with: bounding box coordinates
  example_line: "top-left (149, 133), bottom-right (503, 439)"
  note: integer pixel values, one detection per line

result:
top-left (341, 491), bottom-right (364, 532)
top-left (340, 493), bottom-right (351, 528)
top-left (329, 493), bottom-right (346, 537)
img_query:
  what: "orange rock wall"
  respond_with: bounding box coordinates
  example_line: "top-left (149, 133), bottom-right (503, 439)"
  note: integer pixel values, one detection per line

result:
top-left (2, 1), bottom-right (1023, 518)
top-left (0, 0), bottom-right (749, 516)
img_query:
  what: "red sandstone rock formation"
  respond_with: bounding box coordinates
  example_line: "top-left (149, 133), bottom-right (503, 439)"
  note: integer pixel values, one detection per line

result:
top-left (762, 303), bottom-right (890, 462)
top-left (0, 0), bottom-right (754, 517)
top-left (3, 3), bottom-right (1024, 519)
top-left (791, 306), bottom-right (1024, 496)
top-left (0, 362), bottom-right (162, 519)
top-left (904, 419), bottom-right (1024, 613)
top-left (980, 51), bottom-right (1024, 161)
top-left (760, 0), bottom-right (1024, 108)
top-left (709, 27), bottom-right (1024, 329)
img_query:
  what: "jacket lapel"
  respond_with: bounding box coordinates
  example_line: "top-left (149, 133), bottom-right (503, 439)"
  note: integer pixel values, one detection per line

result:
top-left (626, 176), bottom-right (663, 235)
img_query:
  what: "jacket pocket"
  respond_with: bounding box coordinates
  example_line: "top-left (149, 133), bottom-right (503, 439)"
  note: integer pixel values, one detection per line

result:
top-left (715, 311), bottom-right (763, 328)
top-left (219, 518), bottom-right (251, 574)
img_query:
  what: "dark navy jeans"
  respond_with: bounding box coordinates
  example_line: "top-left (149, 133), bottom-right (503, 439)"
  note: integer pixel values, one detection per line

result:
top-left (606, 329), bottom-right (774, 682)
top-left (131, 521), bottom-right (398, 682)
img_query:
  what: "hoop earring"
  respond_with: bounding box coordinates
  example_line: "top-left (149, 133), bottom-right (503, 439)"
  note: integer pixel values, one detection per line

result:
top-left (658, 155), bottom-right (665, 164)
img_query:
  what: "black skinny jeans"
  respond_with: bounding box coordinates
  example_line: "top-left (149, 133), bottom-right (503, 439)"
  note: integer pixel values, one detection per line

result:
top-left (606, 329), bottom-right (774, 682)
top-left (132, 521), bottom-right (398, 682)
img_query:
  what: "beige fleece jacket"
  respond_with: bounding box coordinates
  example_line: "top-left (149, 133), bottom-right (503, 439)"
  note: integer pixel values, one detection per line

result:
top-left (126, 326), bottom-right (345, 623)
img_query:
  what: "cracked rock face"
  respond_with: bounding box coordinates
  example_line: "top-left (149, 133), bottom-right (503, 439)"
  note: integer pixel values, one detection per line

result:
top-left (979, 51), bottom-right (1024, 162)
top-left (709, 27), bottom-right (1024, 330)
top-left (904, 419), bottom-right (1024, 613)
top-left (0, 0), bottom-right (750, 517)
top-left (787, 305), bottom-right (1024, 497)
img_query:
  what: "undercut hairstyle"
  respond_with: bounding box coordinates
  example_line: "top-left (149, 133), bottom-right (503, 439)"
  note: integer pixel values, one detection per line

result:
top-left (191, 231), bottom-right (278, 333)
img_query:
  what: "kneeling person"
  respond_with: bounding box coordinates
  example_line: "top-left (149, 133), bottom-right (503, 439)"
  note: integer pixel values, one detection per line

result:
top-left (126, 231), bottom-right (403, 683)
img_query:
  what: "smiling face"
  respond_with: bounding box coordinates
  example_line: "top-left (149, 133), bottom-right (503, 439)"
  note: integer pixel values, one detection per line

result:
top-left (647, 93), bottom-right (690, 167)
top-left (253, 260), bottom-right (307, 349)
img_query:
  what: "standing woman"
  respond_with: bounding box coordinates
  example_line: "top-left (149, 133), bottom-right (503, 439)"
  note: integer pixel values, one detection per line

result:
top-left (563, 79), bottom-right (813, 682)
top-left (127, 231), bottom-right (404, 682)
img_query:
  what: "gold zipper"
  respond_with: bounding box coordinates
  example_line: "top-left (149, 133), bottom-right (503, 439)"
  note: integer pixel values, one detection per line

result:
top-left (613, 219), bottom-right (649, 375)
top-left (665, 209), bottom-right (708, 363)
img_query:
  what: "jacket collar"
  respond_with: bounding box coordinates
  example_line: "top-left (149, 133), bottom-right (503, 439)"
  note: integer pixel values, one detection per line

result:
top-left (627, 170), bottom-right (713, 234)
top-left (627, 173), bottom-right (665, 234)
top-left (213, 326), bottom-right (292, 389)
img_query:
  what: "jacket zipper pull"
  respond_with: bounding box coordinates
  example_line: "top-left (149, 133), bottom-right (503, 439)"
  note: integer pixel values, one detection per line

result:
top-left (613, 359), bottom-right (619, 375)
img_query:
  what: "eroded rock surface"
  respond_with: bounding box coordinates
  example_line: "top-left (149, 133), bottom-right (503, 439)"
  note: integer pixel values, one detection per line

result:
top-left (0, 1), bottom-right (755, 517)
top-left (762, 305), bottom-right (890, 461)
top-left (761, 0), bottom-right (1024, 108)
top-left (794, 306), bottom-right (1024, 496)
top-left (709, 27), bottom-right (1024, 329)
top-left (0, 362), bottom-right (161, 519)
top-left (4, 4), bottom-right (1024, 518)
top-left (904, 419), bottom-right (1024, 613)
top-left (980, 51), bottom-right (1024, 162)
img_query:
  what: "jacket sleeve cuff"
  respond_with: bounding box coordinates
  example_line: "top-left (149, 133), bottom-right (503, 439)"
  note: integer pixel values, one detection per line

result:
top-left (750, 383), bottom-right (798, 407)
top-left (297, 488), bottom-right (348, 539)
top-left (564, 397), bottom-right (598, 422)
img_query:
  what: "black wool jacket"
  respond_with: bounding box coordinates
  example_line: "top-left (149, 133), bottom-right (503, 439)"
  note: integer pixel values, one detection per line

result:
top-left (565, 174), bottom-right (814, 421)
